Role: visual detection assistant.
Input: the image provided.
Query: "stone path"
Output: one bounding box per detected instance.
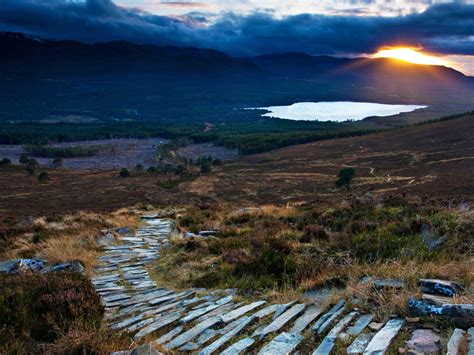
[92,215,468,354]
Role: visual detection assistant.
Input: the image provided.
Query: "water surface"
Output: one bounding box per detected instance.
[255,101,427,122]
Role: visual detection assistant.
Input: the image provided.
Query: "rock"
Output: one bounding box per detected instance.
[360,277,404,290]
[345,314,374,336]
[48,260,85,273]
[165,316,221,350]
[198,230,218,237]
[368,322,384,331]
[289,306,324,334]
[221,337,255,355]
[418,279,464,297]
[347,333,374,354]
[0,258,46,273]
[258,332,304,355]
[313,312,358,355]
[408,299,474,327]
[130,343,162,355]
[257,303,306,339]
[467,327,474,355]
[312,300,345,332]
[422,293,456,306]
[406,329,441,354]
[116,227,132,235]
[97,232,116,246]
[363,318,405,355]
[199,316,255,355]
[447,328,466,355]
[220,300,266,322]
[405,317,420,323]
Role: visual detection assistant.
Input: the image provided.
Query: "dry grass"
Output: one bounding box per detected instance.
[2,208,141,273]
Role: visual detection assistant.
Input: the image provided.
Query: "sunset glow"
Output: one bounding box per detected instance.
[373,47,449,66]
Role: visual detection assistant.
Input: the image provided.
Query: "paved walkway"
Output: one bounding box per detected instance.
[92,216,468,354]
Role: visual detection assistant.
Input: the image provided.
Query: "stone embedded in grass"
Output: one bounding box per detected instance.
[257,332,303,355]
[257,303,306,340]
[347,333,374,354]
[406,329,441,354]
[362,318,405,354]
[220,300,266,323]
[133,311,182,341]
[345,314,374,337]
[289,306,324,334]
[199,316,255,355]
[467,327,474,355]
[418,279,464,297]
[221,337,255,355]
[153,326,183,345]
[312,300,345,332]
[165,316,222,350]
[360,277,404,290]
[447,328,466,355]
[313,312,358,355]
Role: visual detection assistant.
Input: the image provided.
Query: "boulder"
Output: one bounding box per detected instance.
[408,299,474,327]
[418,279,464,297]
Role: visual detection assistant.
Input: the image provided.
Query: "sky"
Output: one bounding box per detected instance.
[0,0,473,74]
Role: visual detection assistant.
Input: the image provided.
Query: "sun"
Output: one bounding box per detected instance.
[373,47,448,66]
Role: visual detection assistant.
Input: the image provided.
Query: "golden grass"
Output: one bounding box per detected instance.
[3,208,141,274]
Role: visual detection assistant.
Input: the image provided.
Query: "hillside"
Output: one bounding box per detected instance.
[187,113,474,204]
[0,31,473,124]
[0,113,472,218]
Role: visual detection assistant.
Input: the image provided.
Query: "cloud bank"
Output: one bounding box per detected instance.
[0,0,473,57]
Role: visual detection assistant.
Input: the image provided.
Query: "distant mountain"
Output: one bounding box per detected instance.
[0,31,472,122]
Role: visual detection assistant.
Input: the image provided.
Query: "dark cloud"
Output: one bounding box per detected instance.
[0,0,472,56]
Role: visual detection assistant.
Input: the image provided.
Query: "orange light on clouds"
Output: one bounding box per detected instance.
[373,47,449,66]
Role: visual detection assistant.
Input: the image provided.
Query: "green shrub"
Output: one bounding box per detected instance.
[119,168,130,178]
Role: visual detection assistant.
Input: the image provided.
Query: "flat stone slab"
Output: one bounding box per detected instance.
[133,311,182,341]
[221,301,266,322]
[165,316,221,350]
[346,314,374,336]
[258,332,303,355]
[153,326,183,345]
[347,333,374,354]
[468,327,474,355]
[312,300,345,332]
[253,304,281,319]
[447,328,466,355]
[406,329,441,354]
[289,306,323,334]
[363,318,405,354]
[257,303,306,339]
[316,303,347,334]
[313,312,358,355]
[221,337,255,355]
[199,316,255,355]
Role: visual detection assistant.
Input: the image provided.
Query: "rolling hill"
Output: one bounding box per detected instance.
[0,31,473,123]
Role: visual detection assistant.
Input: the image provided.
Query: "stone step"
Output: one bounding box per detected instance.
[289,306,324,334]
[220,337,255,355]
[447,328,466,355]
[312,300,345,333]
[253,304,281,319]
[127,317,154,332]
[196,302,239,323]
[180,296,233,324]
[272,301,297,320]
[468,327,474,355]
[221,301,266,323]
[256,303,306,340]
[165,316,222,350]
[258,332,304,355]
[347,333,374,354]
[133,311,182,341]
[312,312,358,355]
[343,314,374,338]
[153,326,183,345]
[198,316,255,354]
[363,318,405,354]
